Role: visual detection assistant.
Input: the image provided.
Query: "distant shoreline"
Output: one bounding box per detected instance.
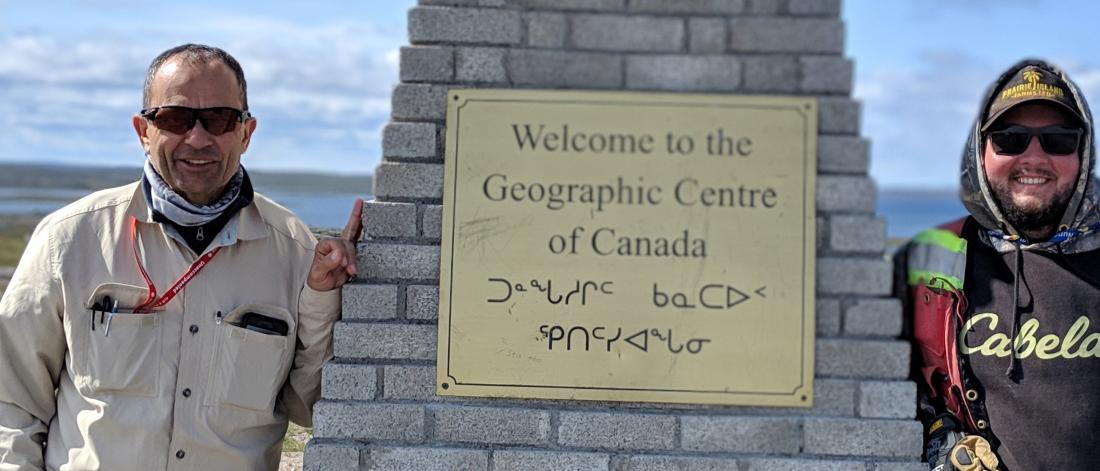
[0,162,371,194]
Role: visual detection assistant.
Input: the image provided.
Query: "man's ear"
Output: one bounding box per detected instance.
[132,114,151,154]
[239,117,257,154]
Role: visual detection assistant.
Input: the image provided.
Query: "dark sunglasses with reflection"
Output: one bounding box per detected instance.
[139,106,252,136]
[987,124,1084,156]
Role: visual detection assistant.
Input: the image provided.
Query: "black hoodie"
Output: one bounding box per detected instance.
[956,59,1099,470]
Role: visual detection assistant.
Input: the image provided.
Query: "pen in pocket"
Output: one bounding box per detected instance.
[88,295,138,337]
[104,299,118,337]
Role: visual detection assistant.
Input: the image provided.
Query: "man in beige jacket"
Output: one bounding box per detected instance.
[0,44,362,470]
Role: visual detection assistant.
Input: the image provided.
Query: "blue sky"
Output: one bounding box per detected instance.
[2,0,1098,189]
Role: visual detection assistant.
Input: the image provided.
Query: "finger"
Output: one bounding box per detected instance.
[344,239,356,267]
[311,239,357,286]
[312,257,340,277]
[333,239,357,275]
[315,239,335,257]
[313,245,343,272]
[342,198,364,242]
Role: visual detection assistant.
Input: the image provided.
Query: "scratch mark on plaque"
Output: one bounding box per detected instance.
[458,215,533,256]
[458,216,505,248]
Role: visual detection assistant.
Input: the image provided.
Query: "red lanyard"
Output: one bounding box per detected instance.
[130,216,221,313]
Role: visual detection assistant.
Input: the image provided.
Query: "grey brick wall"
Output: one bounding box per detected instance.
[309,1,923,469]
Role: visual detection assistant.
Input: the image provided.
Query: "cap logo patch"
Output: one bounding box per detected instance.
[1023,69,1041,85]
[1000,69,1065,101]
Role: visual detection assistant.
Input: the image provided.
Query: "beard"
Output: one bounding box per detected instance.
[989,177,1074,233]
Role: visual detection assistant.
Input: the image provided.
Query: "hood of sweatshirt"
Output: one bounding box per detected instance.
[959,59,1097,253]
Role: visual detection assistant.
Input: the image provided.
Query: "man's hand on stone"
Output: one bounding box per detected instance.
[308,198,364,291]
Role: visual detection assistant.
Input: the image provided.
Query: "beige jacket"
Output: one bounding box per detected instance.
[0,182,339,471]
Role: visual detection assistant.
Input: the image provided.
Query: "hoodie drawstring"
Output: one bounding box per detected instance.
[1005,245,1024,382]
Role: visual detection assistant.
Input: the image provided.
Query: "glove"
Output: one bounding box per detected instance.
[948,435,999,471]
[925,414,1000,471]
[926,414,963,471]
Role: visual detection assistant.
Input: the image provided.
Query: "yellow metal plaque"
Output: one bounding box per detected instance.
[437,89,816,407]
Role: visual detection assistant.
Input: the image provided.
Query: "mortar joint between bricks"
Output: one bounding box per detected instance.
[415,204,425,238]
[360,238,440,246]
[397,284,409,320]
[674,414,683,450]
[680,16,689,53]
[814,210,880,219]
[423,404,436,445]
[503,45,515,86]
[563,14,575,50]
[617,54,626,88]
[549,409,561,447]
[517,8,528,51]
[359,277,440,285]
[383,156,445,164]
[375,365,385,400]
[854,377,865,417]
[435,124,446,160]
[737,54,748,93]
[374,196,444,205]
[359,445,373,469]
[338,319,438,329]
[608,453,623,471]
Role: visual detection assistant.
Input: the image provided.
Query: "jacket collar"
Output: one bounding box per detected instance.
[236,200,271,241]
[123,181,271,243]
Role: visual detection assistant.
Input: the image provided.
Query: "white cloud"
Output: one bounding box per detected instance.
[0,14,402,175]
[1067,67,1100,107]
[856,51,995,188]
[0,33,147,87]
[899,0,1035,18]
[859,52,1100,188]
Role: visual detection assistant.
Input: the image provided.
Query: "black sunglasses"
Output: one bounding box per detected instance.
[139,106,252,136]
[987,124,1083,156]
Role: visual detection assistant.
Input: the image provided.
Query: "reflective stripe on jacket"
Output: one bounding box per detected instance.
[906,217,993,437]
[907,218,970,426]
[0,182,340,471]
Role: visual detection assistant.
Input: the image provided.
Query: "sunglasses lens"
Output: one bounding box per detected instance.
[198,108,241,135]
[990,128,1031,155]
[147,107,242,135]
[988,125,1082,156]
[151,108,196,134]
[1039,127,1080,155]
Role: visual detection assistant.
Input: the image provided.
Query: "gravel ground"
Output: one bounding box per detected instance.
[279,452,303,471]
[280,424,311,470]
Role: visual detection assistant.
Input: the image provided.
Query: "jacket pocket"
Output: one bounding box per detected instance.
[75,283,162,396]
[205,304,294,412]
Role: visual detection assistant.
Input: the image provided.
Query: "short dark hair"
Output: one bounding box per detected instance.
[142,43,249,110]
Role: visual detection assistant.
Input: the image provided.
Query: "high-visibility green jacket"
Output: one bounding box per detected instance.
[903,217,998,438]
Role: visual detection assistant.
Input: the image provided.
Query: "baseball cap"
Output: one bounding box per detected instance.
[981,65,1085,131]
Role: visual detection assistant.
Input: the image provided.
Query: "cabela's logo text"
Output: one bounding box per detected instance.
[961,313,1099,359]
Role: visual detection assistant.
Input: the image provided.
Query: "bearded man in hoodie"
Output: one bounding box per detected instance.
[899,59,1098,470]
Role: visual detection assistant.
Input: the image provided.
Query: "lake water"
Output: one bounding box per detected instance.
[0,187,367,229]
[0,186,967,238]
[878,190,967,239]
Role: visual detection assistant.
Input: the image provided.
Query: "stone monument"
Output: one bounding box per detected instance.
[306,1,923,469]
